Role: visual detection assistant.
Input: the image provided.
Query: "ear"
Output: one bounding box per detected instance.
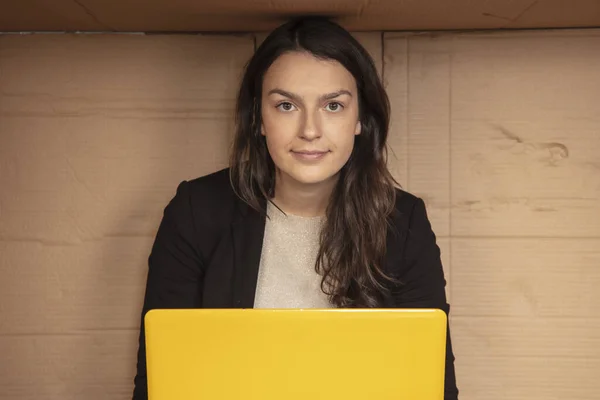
[261,123,266,136]
[354,120,362,136]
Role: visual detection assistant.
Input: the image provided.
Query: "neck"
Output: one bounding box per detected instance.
[272,170,338,217]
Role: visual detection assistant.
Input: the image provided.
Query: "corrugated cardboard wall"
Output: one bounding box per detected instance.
[1,29,599,399]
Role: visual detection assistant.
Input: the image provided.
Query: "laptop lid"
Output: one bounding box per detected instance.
[145,308,447,400]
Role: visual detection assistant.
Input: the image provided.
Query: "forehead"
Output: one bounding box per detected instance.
[262,51,357,94]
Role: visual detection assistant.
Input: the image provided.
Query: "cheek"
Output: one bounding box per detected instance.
[265,135,286,158]
[262,112,297,155]
[335,135,357,163]
[324,117,358,148]
[263,106,292,134]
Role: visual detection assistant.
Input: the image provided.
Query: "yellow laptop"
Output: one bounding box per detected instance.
[145,308,447,400]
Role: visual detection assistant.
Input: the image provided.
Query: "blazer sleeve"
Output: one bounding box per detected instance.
[392,198,459,400]
[132,181,205,400]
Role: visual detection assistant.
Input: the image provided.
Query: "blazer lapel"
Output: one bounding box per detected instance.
[231,198,267,308]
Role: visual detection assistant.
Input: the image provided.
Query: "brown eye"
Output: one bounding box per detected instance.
[326,102,343,112]
[277,102,296,112]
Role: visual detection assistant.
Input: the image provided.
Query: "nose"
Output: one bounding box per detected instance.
[299,109,322,141]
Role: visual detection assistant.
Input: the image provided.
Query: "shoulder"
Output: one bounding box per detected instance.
[164,167,239,232]
[156,167,240,263]
[386,187,438,267]
[385,187,444,283]
[390,187,429,232]
[186,167,237,210]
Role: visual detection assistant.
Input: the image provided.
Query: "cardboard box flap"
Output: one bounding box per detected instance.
[2,0,600,32]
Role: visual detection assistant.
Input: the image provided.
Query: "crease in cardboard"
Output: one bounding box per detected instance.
[503,0,540,28]
[492,124,569,166]
[480,0,540,27]
[481,12,513,22]
[356,0,372,17]
[72,0,116,31]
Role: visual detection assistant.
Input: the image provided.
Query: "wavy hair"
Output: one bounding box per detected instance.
[229,16,398,307]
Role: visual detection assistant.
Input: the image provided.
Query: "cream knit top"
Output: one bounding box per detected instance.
[253,201,332,309]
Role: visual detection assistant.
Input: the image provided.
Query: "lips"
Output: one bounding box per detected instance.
[291,150,329,161]
[292,150,329,155]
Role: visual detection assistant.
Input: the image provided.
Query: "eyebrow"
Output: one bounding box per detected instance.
[267,88,353,102]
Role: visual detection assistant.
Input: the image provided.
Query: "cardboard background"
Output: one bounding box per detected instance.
[1,28,599,399]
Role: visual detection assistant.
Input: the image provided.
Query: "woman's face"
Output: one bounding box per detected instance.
[261,51,361,189]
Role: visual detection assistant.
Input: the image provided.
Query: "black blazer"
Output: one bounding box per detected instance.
[133,167,459,399]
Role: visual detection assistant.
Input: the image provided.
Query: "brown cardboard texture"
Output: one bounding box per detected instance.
[2,0,600,32]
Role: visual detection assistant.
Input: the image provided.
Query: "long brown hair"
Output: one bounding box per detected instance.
[229,17,398,307]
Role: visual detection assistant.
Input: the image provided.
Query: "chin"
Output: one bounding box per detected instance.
[288,169,339,186]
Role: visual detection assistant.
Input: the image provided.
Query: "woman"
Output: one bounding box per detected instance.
[133,16,459,399]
